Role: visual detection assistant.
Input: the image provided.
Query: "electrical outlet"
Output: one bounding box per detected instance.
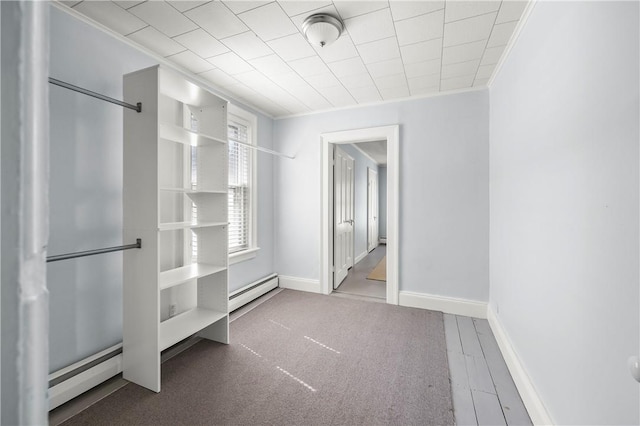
[169,303,177,318]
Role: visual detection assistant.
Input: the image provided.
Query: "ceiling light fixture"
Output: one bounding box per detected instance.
[302,13,344,48]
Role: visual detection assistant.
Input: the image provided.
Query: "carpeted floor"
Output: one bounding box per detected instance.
[63,290,454,425]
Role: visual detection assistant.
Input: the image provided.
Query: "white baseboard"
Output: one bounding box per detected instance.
[487,308,553,425]
[278,275,322,294]
[355,251,368,264]
[229,274,278,312]
[379,237,387,244]
[398,291,488,319]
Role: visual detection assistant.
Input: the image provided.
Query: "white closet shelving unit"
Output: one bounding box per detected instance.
[123,65,229,392]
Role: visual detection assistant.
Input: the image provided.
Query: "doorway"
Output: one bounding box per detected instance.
[320,125,399,304]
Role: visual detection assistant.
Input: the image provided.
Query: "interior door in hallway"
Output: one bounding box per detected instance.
[367,167,379,252]
[334,145,354,288]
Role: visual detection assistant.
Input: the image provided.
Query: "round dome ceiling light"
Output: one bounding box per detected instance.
[302,13,344,48]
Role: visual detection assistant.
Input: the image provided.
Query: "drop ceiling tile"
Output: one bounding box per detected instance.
[238,3,298,41]
[167,1,209,12]
[167,50,215,73]
[442,40,486,65]
[267,33,316,61]
[405,58,441,78]
[389,1,444,21]
[443,12,497,47]
[327,57,367,78]
[288,56,330,77]
[445,1,501,23]
[248,54,293,77]
[129,1,197,37]
[339,73,375,89]
[440,74,474,91]
[314,35,359,63]
[270,71,309,88]
[174,29,229,58]
[317,85,356,107]
[367,57,404,78]
[207,51,254,74]
[128,26,186,57]
[304,73,342,90]
[113,1,145,10]
[356,36,401,65]
[287,86,332,110]
[349,85,382,103]
[400,38,442,64]
[279,1,332,17]
[185,2,249,39]
[375,73,407,90]
[289,4,339,32]
[441,59,480,79]
[496,1,528,24]
[480,45,506,66]
[408,74,440,91]
[74,1,147,35]
[198,68,240,87]
[473,77,490,86]
[220,31,273,60]
[410,86,440,96]
[395,9,444,46]
[345,8,396,45]
[233,70,278,91]
[487,21,518,47]
[223,1,270,14]
[476,64,495,79]
[334,1,388,19]
[379,84,410,100]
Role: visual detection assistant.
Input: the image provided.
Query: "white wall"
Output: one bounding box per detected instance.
[340,144,378,260]
[48,5,276,372]
[489,1,639,424]
[274,90,489,301]
[378,166,387,239]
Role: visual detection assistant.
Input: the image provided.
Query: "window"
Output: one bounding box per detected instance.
[227,105,258,263]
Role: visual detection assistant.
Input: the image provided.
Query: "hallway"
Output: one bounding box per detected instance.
[334,245,386,299]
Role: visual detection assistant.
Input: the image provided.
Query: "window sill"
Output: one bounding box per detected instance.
[229,247,260,265]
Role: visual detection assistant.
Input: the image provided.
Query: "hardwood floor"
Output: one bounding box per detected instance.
[333,245,386,299]
[444,314,532,425]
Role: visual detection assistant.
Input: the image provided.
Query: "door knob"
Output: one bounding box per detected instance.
[629,356,640,382]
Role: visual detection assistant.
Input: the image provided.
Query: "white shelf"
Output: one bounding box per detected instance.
[160,308,227,351]
[159,263,226,290]
[158,221,227,231]
[160,187,227,194]
[159,123,226,146]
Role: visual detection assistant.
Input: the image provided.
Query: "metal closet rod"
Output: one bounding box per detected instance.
[48,77,142,113]
[231,138,295,160]
[47,239,142,263]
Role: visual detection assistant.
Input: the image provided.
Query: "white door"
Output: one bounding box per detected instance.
[367,168,379,252]
[334,146,355,288]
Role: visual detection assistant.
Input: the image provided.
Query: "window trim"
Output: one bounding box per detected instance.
[228,104,258,264]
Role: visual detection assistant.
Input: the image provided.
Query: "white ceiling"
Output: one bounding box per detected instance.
[60,0,528,117]
[353,140,387,165]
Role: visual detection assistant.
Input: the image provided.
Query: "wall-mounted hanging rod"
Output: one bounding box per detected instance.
[48,77,141,113]
[231,138,295,159]
[47,239,142,263]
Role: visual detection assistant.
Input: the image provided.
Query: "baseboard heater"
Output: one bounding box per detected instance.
[49,273,279,411]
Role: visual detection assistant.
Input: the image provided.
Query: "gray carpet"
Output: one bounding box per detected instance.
[63,290,454,425]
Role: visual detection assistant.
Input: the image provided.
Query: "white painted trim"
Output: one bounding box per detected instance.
[354,250,368,265]
[487,0,538,88]
[350,143,379,166]
[277,86,487,120]
[49,343,122,382]
[49,355,122,411]
[228,275,278,312]
[229,247,260,265]
[487,307,554,425]
[398,291,488,319]
[278,276,322,294]
[321,125,399,305]
[50,2,275,120]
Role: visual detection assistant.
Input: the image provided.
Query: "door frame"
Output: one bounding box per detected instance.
[320,125,399,304]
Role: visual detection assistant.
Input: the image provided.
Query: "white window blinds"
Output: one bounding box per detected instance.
[228,120,251,254]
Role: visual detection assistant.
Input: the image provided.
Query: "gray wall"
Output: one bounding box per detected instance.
[49,5,275,372]
[489,1,639,423]
[378,166,387,239]
[274,90,490,301]
[340,144,378,260]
